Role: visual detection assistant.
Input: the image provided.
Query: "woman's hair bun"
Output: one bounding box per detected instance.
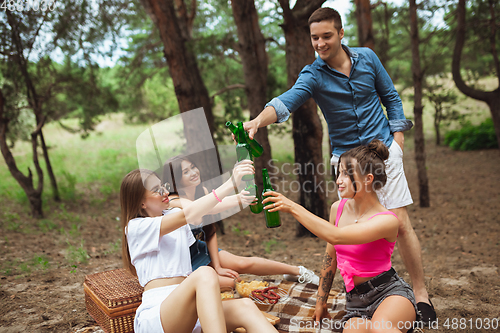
[367,139,389,161]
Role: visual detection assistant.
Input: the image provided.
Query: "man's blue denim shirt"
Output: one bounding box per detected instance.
[266,45,413,156]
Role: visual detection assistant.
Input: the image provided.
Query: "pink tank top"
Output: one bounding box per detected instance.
[334,199,398,292]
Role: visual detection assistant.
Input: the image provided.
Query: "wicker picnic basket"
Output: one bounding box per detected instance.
[84,269,144,333]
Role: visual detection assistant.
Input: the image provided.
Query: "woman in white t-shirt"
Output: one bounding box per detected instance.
[120,160,278,333]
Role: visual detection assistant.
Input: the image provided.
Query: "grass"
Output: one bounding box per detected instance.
[231,223,251,236]
[397,76,494,143]
[1,254,51,276]
[0,113,146,204]
[65,240,90,265]
[37,219,58,233]
[104,238,122,256]
[263,238,286,254]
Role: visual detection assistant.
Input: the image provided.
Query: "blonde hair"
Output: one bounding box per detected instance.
[119,169,156,276]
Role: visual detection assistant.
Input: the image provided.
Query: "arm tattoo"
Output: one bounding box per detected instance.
[317,252,335,304]
[317,294,328,303]
[318,270,334,304]
[322,252,333,270]
[322,270,334,294]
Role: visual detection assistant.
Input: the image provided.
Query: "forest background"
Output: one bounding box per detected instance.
[0,0,499,332]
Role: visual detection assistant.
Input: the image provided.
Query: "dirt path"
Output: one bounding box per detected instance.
[1,144,499,332]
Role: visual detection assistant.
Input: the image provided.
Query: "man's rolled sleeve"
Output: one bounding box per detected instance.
[389,119,414,133]
[265,97,290,123]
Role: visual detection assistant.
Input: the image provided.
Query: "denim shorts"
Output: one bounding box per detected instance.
[189,239,221,270]
[342,270,420,323]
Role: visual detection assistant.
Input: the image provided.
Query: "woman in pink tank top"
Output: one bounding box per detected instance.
[263,139,420,332]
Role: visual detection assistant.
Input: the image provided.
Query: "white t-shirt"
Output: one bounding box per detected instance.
[126,208,196,287]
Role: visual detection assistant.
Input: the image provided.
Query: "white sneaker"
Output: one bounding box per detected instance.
[284,266,320,285]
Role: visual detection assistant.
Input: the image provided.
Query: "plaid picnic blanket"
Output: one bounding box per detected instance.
[262,279,346,333]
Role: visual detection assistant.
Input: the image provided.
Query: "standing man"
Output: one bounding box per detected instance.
[244,7,436,326]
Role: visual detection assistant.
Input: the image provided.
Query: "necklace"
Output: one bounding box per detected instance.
[354,203,376,223]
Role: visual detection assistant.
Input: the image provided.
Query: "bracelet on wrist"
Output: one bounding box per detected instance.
[212,189,222,203]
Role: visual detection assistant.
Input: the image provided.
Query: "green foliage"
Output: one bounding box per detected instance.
[1,254,50,276]
[263,238,286,254]
[0,1,124,139]
[65,241,90,264]
[424,78,465,144]
[117,0,289,140]
[444,118,498,151]
[37,219,58,233]
[115,1,177,124]
[58,171,78,201]
[47,60,120,138]
[0,114,143,205]
[457,0,500,79]
[3,212,21,232]
[365,1,455,89]
[0,2,126,216]
[231,223,250,236]
[104,238,122,255]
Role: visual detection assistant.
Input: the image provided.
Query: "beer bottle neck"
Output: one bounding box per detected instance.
[236,123,247,144]
[225,121,238,134]
[262,170,272,189]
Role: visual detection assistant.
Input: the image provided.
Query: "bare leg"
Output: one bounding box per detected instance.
[391,206,429,305]
[222,298,278,333]
[370,295,417,332]
[218,250,300,276]
[159,266,226,333]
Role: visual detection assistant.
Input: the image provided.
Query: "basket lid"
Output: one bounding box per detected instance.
[84,268,143,309]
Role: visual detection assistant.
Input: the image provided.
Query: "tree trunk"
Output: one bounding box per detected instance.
[279,0,327,237]
[452,0,500,150]
[40,130,60,201]
[0,89,44,218]
[355,0,375,50]
[5,11,49,217]
[140,0,221,180]
[434,107,441,146]
[370,1,390,69]
[409,0,430,207]
[230,0,273,189]
[487,99,500,150]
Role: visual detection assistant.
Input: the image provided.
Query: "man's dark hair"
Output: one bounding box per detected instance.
[308,7,342,33]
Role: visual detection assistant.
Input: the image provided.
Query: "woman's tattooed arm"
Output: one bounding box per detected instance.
[317,250,336,304]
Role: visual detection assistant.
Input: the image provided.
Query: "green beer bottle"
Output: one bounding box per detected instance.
[245,182,263,214]
[235,123,254,181]
[225,121,264,158]
[261,169,281,228]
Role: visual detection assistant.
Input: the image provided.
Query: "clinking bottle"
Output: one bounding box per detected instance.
[261,168,281,228]
[245,182,263,214]
[234,122,254,181]
[225,121,264,158]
